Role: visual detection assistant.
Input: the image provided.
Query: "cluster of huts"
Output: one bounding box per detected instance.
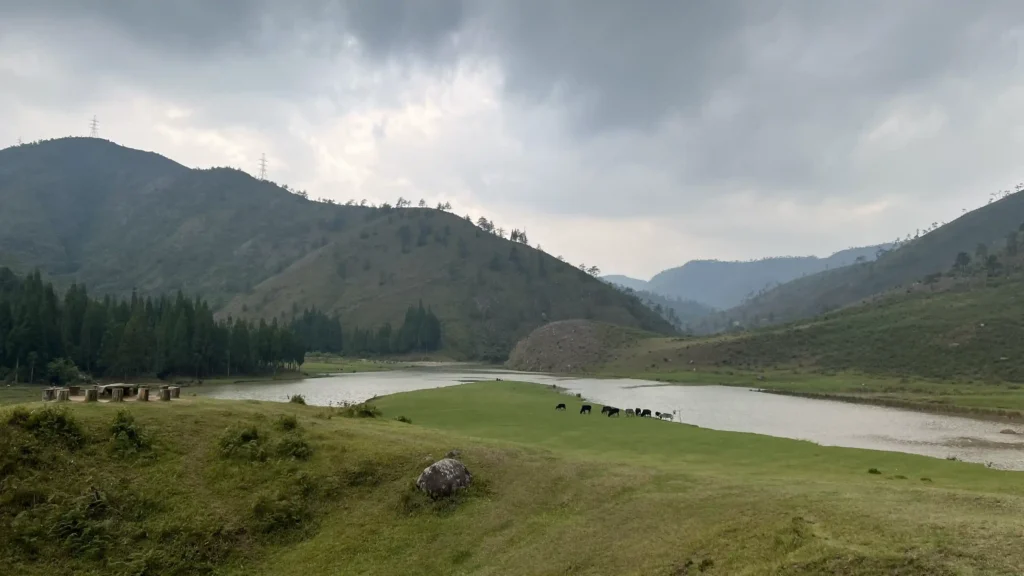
[42,383,181,403]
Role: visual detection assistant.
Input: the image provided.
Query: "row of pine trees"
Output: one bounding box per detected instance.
[0,268,443,383]
[290,302,443,356]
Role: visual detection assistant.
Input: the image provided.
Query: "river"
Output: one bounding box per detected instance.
[193,366,1024,470]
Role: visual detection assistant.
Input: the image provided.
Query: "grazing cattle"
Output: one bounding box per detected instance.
[658,413,673,420]
[655,412,662,418]
[606,407,620,417]
[625,409,635,417]
[580,405,592,414]
[600,406,612,414]
[555,403,566,411]
[640,409,652,418]
[635,407,642,415]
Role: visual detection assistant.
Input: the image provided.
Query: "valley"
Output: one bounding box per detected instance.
[6,4,1024,574]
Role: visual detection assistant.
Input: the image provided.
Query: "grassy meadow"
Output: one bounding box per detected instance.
[4,381,1024,575]
[300,355,398,375]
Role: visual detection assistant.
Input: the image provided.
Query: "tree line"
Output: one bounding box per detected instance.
[0,268,444,384]
[0,268,305,383]
[294,302,443,357]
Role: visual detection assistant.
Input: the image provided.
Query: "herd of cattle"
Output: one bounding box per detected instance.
[554,402,674,420]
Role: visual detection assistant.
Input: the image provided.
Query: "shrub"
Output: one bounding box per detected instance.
[339,403,381,419]
[218,425,267,462]
[6,406,86,450]
[109,410,151,456]
[251,492,308,534]
[274,415,299,432]
[52,488,112,560]
[395,415,412,424]
[273,435,312,461]
[288,394,306,405]
[867,468,881,475]
[46,357,84,386]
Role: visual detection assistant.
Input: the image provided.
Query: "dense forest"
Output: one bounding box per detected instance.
[289,303,442,356]
[0,268,443,384]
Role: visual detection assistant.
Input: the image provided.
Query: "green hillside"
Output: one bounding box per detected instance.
[0,138,672,359]
[724,191,1024,326]
[5,387,1024,575]
[652,278,1024,382]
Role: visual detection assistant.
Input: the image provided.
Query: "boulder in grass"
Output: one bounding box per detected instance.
[416,458,472,499]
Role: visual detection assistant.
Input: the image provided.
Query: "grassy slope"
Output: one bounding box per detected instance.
[4,386,1024,575]
[576,278,1024,415]
[725,191,1024,327]
[0,138,672,357]
[219,209,671,358]
[614,279,1024,380]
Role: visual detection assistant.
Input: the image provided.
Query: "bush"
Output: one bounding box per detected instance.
[46,358,84,386]
[288,394,306,405]
[218,425,267,462]
[273,435,312,461]
[109,410,151,456]
[251,491,309,534]
[274,414,299,432]
[395,416,412,424]
[868,468,881,475]
[339,403,381,419]
[6,406,86,450]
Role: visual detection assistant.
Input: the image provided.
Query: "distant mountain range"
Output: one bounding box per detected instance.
[602,245,890,310]
[725,189,1024,327]
[0,137,674,360]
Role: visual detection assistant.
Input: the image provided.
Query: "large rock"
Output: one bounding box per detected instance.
[416,458,472,499]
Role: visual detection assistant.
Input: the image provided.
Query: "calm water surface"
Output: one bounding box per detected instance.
[194,367,1024,470]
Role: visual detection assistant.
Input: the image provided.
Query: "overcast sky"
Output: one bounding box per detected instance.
[2,1,1023,279]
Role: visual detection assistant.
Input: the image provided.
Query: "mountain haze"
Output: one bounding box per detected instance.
[604,245,888,311]
[0,137,673,359]
[601,275,649,292]
[726,191,1024,327]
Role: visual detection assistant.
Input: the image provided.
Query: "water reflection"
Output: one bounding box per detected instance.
[193,367,1024,470]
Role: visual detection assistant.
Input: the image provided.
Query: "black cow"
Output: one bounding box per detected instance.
[580,405,592,414]
[600,406,611,415]
[555,403,567,411]
[634,407,642,416]
[640,409,652,418]
[606,407,620,417]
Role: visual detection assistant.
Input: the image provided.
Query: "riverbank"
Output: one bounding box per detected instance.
[595,368,1024,422]
[5,384,1024,575]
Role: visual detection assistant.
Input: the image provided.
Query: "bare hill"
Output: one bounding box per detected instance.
[505,320,656,373]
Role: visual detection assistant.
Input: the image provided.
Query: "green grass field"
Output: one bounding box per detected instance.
[300,355,397,375]
[4,382,1024,575]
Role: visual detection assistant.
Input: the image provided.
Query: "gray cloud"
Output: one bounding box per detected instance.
[2,0,1024,276]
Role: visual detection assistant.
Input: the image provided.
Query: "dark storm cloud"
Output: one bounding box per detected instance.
[4,0,1024,212]
[0,0,468,61]
[469,0,1024,194]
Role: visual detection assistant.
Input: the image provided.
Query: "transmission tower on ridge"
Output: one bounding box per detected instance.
[89,116,99,138]
[258,153,268,180]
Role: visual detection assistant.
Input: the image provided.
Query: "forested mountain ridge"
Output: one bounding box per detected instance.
[0,137,673,359]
